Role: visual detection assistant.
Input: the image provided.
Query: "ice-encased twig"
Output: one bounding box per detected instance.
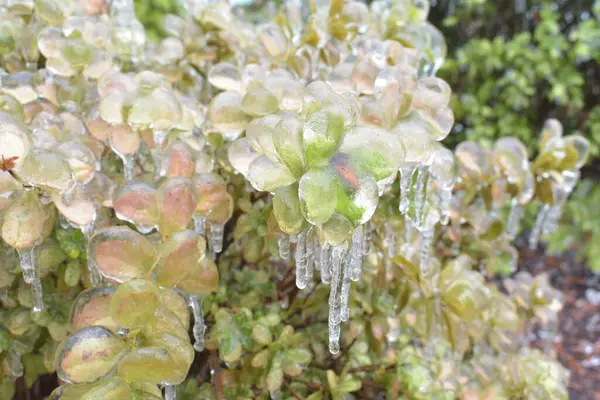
[193,214,206,236]
[439,187,452,225]
[189,294,206,352]
[419,230,434,275]
[328,246,345,354]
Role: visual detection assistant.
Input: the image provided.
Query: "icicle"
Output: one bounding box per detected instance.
[529,204,550,250]
[403,217,414,257]
[399,166,416,214]
[208,222,225,256]
[340,256,352,322]
[164,385,177,400]
[419,230,434,275]
[439,187,452,225]
[328,246,345,354]
[193,214,206,236]
[18,247,44,313]
[278,234,290,260]
[306,235,317,285]
[413,165,429,229]
[122,154,135,181]
[320,243,331,284]
[349,226,363,282]
[6,348,23,378]
[362,222,372,256]
[506,198,523,239]
[384,222,396,258]
[189,295,206,352]
[295,230,309,289]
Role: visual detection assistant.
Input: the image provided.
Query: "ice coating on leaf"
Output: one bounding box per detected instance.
[194,173,233,225]
[429,146,456,190]
[0,111,32,169]
[56,326,128,384]
[157,178,198,236]
[322,213,354,246]
[273,113,305,177]
[153,230,218,295]
[1,190,48,249]
[112,181,159,233]
[393,112,436,165]
[88,226,157,282]
[246,114,281,163]
[109,279,160,329]
[117,345,191,385]
[302,109,346,168]
[228,137,260,177]
[70,287,119,332]
[163,141,196,178]
[299,167,338,225]
[273,184,305,235]
[208,91,250,139]
[563,135,590,169]
[241,83,279,117]
[16,149,75,193]
[128,87,182,132]
[49,377,133,400]
[455,141,493,182]
[56,141,99,185]
[208,62,242,92]
[248,155,296,192]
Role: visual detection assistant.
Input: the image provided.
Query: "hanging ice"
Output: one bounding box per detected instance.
[438,187,452,225]
[164,385,177,400]
[208,222,225,256]
[189,295,206,352]
[399,166,416,214]
[413,165,429,228]
[419,230,435,274]
[506,198,523,240]
[529,204,550,250]
[18,246,44,313]
[349,226,363,281]
[278,234,290,260]
[295,230,309,289]
[328,246,345,354]
[193,214,206,236]
[320,243,331,284]
[339,255,351,322]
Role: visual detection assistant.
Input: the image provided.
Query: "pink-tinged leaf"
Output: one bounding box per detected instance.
[157,178,197,237]
[88,226,156,282]
[70,287,119,332]
[166,141,195,178]
[52,188,96,228]
[1,191,47,249]
[194,173,233,225]
[159,289,190,332]
[112,181,159,232]
[153,230,218,295]
[109,125,141,156]
[56,326,129,384]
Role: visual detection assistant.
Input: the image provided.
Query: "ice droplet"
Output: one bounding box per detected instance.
[506,198,523,239]
[320,243,331,284]
[189,295,206,352]
[529,204,551,250]
[165,385,177,400]
[295,230,309,289]
[349,226,363,281]
[328,246,345,354]
[278,234,290,260]
[18,246,44,313]
[399,166,416,214]
[208,222,225,256]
